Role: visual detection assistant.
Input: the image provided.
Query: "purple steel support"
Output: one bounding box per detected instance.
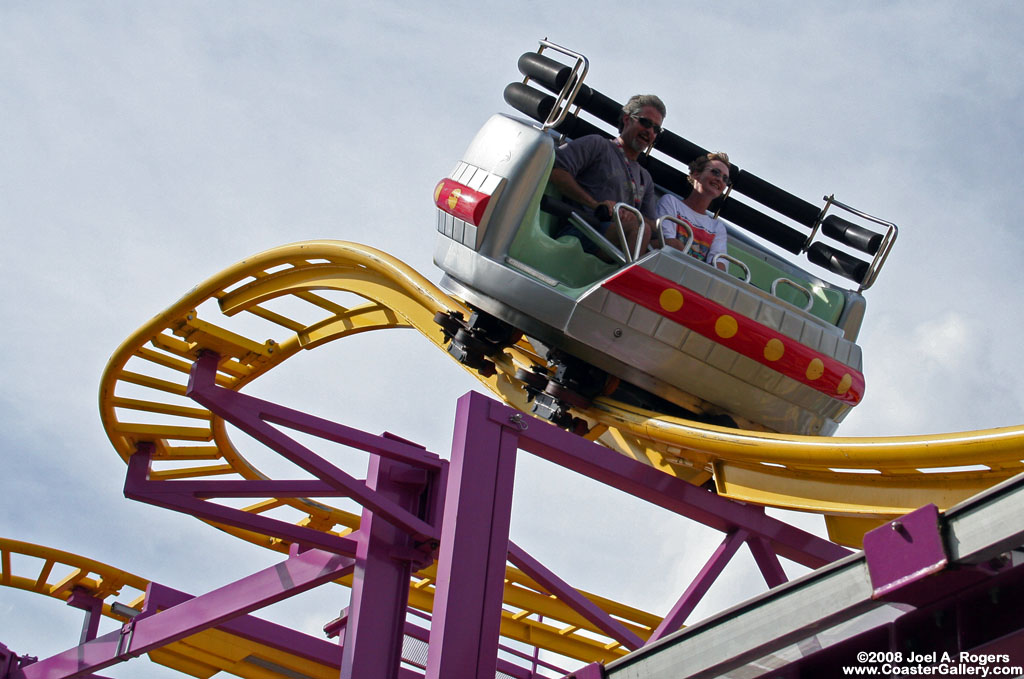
[647,528,749,643]
[0,645,24,679]
[20,548,354,679]
[341,455,430,679]
[483,397,850,569]
[426,392,520,679]
[100,366,846,678]
[66,587,103,644]
[1,649,115,679]
[508,541,645,650]
[139,580,343,666]
[125,443,363,556]
[747,535,789,588]
[863,503,949,605]
[186,351,442,541]
[124,351,447,559]
[423,392,850,677]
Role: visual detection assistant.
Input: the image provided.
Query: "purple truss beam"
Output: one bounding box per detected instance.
[17,548,354,679]
[341,455,428,678]
[426,392,520,679]
[125,443,363,556]
[402,617,555,678]
[187,351,442,541]
[747,536,789,588]
[140,580,342,665]
[183,364,847,678]
[8,357,856,678]
[507,541,645,651]
[484,394,850,569]
[647,528,749,642]
[404,609,569,677]
[423,392,849,676]
[3,582,345,679]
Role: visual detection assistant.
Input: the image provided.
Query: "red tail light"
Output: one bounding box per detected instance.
[434,179,491,226]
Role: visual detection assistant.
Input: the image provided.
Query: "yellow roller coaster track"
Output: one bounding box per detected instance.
[96,240,663,665]
[83,240,1024,668]
[97,241,1024,545]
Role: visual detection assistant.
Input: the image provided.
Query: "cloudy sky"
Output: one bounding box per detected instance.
[3,2,1024,676]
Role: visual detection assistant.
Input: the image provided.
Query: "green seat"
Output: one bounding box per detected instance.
[508,174,846,326]
[507,182,619,293]
[724,246,845,325]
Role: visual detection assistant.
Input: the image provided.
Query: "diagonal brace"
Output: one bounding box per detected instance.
[187,350,441,541]
[20,548,354,679]
[508,542,645,651]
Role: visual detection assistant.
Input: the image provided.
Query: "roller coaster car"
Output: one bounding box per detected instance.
[432,41,897,436]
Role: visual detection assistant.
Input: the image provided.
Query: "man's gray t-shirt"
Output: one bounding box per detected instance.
[553,135,657,222]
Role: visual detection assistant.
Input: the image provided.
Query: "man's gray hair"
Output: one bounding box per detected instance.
[620,94,666,130]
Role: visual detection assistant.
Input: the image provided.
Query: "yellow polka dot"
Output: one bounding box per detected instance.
[806,358,825,381]
[764,338,785,361]
[447,188,461,211]
[435,181,445,202]
[837,374,852,395]
[715,315,738,339]
[659,288,684,312]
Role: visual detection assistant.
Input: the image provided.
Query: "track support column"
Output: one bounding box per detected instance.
[0,644,25,679]
[426,391,519,679]
[66,588,104,644]
[340,455,430,678]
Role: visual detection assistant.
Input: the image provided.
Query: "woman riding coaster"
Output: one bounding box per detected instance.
[657,152,732,271]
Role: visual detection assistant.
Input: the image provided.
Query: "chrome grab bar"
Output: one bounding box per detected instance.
[772,278,815,312]
[612,202,647,262]
[651,212,667,251]
[713,253,751,283]
[657,214,694,261]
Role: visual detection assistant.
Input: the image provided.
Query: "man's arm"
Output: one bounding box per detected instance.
[549,168,603,212]
[550,168,636,229]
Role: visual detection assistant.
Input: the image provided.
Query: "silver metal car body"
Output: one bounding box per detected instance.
[433,111,885,435]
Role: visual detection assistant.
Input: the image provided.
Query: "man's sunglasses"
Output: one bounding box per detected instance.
[630,114,662,135]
